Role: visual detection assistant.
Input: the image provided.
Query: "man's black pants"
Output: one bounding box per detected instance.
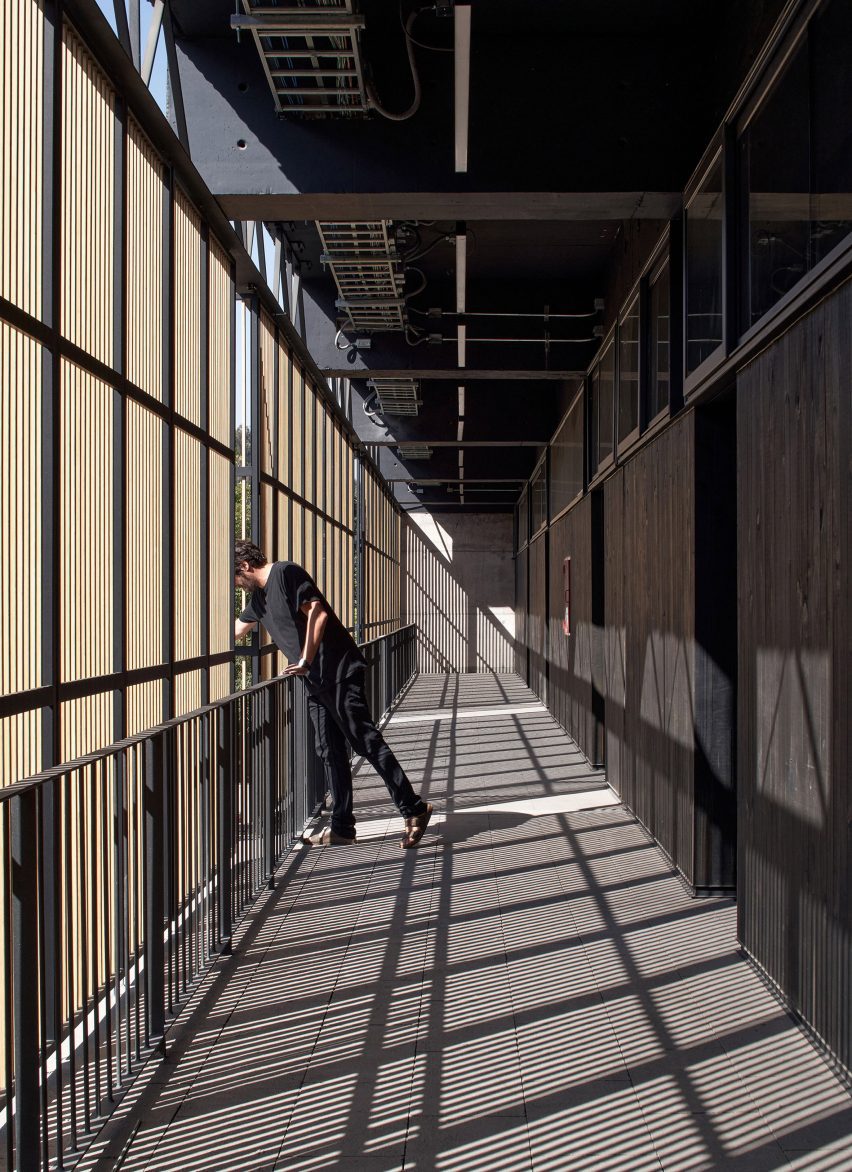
[305,663,427,837]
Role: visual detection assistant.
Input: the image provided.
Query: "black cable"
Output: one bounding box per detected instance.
[367,7,422,120]
[402,4,454,53]
[404,266,428,300]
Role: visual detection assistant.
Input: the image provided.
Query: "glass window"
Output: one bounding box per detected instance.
[812,0,852,262]
[685,156,724,372]
[648,259,670,419]
[550,395,583,516]
[742,2,851,326]
[516,487,529,549]
[530,461,547,533]
[617,296,640,443]
[597,342,615,470]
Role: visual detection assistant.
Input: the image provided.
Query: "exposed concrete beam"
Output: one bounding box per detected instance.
[220,192,681,223]
[370,440,547,447]
[321,368,584,381]
[386,477,523,483]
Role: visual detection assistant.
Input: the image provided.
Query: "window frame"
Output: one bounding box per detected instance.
[587,332,616,486]
[616,286,642,454]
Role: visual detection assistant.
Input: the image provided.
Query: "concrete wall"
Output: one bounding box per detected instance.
[403,512,516,673]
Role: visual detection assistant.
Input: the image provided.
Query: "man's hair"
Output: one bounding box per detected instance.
[234,540,267,574]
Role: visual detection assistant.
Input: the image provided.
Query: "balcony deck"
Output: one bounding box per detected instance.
[81,675,852,1171]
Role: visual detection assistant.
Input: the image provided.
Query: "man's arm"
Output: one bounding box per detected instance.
[282,599,327,675]
[235,618,257,639]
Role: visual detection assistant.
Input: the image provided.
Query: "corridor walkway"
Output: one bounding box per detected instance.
[83,676,852,1171]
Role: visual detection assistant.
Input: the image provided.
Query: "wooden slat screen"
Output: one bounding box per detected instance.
[126,399,164,671]
[0,0,43,318]
[61,24,114,367]
[362,463,402,639]
[0,322,42,699]
[0,16,236,785]
[126,118,164,400]
[209,451,232,660]
[208,238,232,445]
[173,186,203,425]
[60,361,114,685]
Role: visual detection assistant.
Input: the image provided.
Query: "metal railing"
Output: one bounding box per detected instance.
[0,624,416,1171]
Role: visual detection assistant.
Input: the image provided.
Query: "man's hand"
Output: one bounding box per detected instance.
[282,661,309,677]
[235,618,257,640]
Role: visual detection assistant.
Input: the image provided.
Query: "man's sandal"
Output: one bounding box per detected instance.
[302,827,356,846]
[400,803,433,850]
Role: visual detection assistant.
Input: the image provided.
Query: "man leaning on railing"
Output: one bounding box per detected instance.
[233,540,432,848]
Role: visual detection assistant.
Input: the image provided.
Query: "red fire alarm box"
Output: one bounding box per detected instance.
[561,557,571,636]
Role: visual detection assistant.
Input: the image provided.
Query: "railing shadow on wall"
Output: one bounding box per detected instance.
[0,628,416,1172]
[402,512,517,674]
[543,614,736,885]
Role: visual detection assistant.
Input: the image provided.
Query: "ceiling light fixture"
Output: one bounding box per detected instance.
[454,4,471,172]
[455,227,466,314]
[457,323,466,368]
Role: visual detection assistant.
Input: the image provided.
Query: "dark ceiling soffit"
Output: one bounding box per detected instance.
[63,0,396,494]
[218,193,682,222]
[369,440,547,446]
[322,368,585,381]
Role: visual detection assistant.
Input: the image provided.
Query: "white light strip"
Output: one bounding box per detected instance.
[454,5,471,172]
[458,385,465,416]
[457,420,464,441]
[455,232,467,313]
[349,788,618,841]
[457,322,466,368]
[389,703,548,724]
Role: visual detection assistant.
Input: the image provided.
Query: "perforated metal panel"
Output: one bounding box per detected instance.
[318,221,407,331]
[236,0,368,116]
[368,377,421,416]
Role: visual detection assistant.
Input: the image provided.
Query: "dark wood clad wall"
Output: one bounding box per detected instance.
[528,533,548,702]
[603,470,627,797]
[737,277,851,1071]
[605,415,697,879]
[547,497,600,761]
[514,547,528,680]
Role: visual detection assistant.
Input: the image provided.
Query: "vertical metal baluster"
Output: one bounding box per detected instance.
[78,767,91,1133]
[37,788,50,1170]
[194,719,201,980]
[202,714,210,960]
[89,766,101,1120]
[132,746,142,1063]
[166,728,175,1017]
[239,697,245,914]
[100,760,113,1108]
[217,705,233,953]
[64,773,78,1147]
[3,804,15,1170]
[180,723,188,998]
[49,779,64,1170]
[144,734,165,1047]
[122,752,131,1077]
[113,753,125,1089]
[12,790,41,1170]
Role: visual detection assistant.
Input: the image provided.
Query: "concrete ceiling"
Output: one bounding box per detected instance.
[170,0,786,510]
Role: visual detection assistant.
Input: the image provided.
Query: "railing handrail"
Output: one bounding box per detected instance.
[0,623,418,802]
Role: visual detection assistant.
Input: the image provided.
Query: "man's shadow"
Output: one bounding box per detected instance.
[433,809,531,843]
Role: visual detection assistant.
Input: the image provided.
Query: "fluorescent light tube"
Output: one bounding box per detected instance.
[455,231,467,314]
[454,5,471,173]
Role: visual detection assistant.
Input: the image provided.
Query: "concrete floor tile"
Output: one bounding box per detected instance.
[404,1115,533,1170]
[525,1086,662,1171]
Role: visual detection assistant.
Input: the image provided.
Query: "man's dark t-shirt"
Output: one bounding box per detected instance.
[239,562,365,692]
